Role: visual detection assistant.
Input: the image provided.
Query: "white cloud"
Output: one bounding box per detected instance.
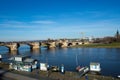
[0,20,56,29]
[31,20,56,24]
[0,21,28,28]
[2,20,25,25]
[32,15,53,18]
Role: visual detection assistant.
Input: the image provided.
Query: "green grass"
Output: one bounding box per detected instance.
[73,42,120,48]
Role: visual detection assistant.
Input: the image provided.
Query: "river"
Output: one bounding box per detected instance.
[0,46,120,77]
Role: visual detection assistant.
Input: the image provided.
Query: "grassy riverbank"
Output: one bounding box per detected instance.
[73,42,120,48]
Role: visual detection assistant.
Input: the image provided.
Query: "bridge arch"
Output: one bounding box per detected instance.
[18,42,40,50]
[18,44,31,50]
[68,43,72,47]
[0,46,9,52]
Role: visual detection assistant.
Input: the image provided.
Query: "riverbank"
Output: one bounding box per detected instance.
[72,42,120,48]
[0,62,119,80]
[12,69,120,80]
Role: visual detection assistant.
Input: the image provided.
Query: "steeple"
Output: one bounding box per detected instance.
[115,30,119,39]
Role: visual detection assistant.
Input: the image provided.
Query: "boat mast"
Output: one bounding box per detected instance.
[76,53,78,66]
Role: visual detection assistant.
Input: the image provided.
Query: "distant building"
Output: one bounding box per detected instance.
[115,30,120,42]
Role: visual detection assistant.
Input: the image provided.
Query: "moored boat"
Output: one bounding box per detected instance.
[90,62,101,74]
[9,55,38,72]
[50,66,60,72]
[76,66,89,77]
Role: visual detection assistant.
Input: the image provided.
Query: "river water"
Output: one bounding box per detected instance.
[0,46,120,77]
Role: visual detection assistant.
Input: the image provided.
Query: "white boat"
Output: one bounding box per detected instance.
[40,63,48,71]
[76,66,89,77]
[90,62,101,74]
[90,62,101,72]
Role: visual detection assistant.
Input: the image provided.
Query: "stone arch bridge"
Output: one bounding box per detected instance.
[0,40,82,52]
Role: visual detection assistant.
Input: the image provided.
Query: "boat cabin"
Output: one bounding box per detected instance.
[23,58,38,69]
[90,62,101,72]
[14,55,30,62]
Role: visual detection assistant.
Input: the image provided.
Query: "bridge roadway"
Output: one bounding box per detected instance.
[0,40,83,53]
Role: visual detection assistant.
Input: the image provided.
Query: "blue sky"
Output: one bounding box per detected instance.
[0,0,120,41]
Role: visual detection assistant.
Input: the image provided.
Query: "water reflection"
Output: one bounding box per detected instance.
[61,47,68,54]
[31,49,41,54]
[46,48,56,54]
[9,50,18,55]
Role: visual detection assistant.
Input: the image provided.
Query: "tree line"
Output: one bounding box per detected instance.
[93,30,120,43]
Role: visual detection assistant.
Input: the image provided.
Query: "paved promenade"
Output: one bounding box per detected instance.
[0,69,38,80]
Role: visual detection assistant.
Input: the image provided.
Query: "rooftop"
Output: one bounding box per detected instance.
[24,58,37,63]
[15,55,30,58]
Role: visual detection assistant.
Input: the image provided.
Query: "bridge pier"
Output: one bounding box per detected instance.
[29,42,40,50]
[47,42,56,49]
[5,43,19,51]
[59,42,68,48]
